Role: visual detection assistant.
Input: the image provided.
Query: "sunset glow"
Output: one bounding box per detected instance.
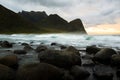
[86,23,120,35]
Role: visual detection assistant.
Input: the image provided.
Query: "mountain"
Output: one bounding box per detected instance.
[18,11,48,23]
[0,4,87,34]
[69,19,87,33]
[0,4,43,34]
[19,11,86,33]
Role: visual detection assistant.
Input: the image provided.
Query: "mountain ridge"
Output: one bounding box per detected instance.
[0,4,87,34]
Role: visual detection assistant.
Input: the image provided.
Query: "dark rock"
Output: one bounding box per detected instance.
[23,45,34,51]
[0,41,13,48]
[14,50,27,54]
[35,45,48,53]
[0,55,19,69]
[64,46,80,56]
[51,42,57,46]
[16,63,64,80]
[93,65,113,80]
[63,71,74,80]
[93,48,117,64]
[38,50,81,69]
[21,43,29,46]
[0,64,15,80]
[82,54,93,59]
[116,69,120,77]
[86,46,101,54]
[82,59,95,67]
[111,54,120,67]
[60,45,67,50]
[70,65,90,80]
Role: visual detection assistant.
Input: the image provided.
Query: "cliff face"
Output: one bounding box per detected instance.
[0,5,41,33]
[69,19,87,33]
[0,4,87,34]
[18,11,48,23]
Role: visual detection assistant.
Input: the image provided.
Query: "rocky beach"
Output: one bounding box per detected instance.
[0,34,120,80]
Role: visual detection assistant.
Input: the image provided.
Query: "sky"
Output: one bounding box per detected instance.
[0,0,120,35]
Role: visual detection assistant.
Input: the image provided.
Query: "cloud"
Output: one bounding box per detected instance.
[15,0,72,7]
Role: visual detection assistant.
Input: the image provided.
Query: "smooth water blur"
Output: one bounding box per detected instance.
[0,33,120,49]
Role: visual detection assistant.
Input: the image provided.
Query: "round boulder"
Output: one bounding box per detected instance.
[21,43,29,46]
[51,42,57,46]
[86,46,101,54]
[0,55,19,69]
[116,69,120,77]
[93,65,113,80]
[0,64,15,80]
[70,65,90,80]
[0,41,13,48]
[35,45,48,53]
[111,54,120,67]
[14,50,27,54]
[16,63,64,80]
[38,50,81,69]
[64,46,80,56]
[23,45,34,51]
[93,48,117,64]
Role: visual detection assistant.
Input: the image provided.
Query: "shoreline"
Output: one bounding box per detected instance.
[0,40,120,80]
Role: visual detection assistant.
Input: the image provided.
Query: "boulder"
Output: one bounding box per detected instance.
[0,55,19,69]
[21,43,29,46]
[82,59,95,67]
[60,45,67,50]
[51,42,57,46]
[63,71,74,80]
[14,50,27,54]
[38,50,81,69]
[70,65,90,80]
[93,65,113,80]
[111,54,120,67]
[0,41,13,48]
[93,48,117,64]
[35,45,48,53]
[116,69,120,77]
[16,63,64,80]
[0,64,15,80]
[86,46,101,54]
[23,45,34,51]
[64,46,80,56]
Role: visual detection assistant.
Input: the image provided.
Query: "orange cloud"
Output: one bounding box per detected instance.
[86,23,120,35]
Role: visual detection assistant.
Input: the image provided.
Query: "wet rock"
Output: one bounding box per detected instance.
[64,46,80,56]
[0,41,13,48]
[0,64,15,80]
[63,71,74,80]
[16,63,64,80]
[51,42,57,46]
[38,50,81,69]
[82,54,93,59]
[70,65,90,80]
[82,59,95,67]
[116,69,120,77]
[86,46,101,54]
[21,43,29,46]
[93,48,117,64]
[23,45,34,51]
[35,45,48,53]
[93,65,113,80]
[60,45,67,50]
[14,50,27,54]
[111,54,120,67]
[0,55,19,69]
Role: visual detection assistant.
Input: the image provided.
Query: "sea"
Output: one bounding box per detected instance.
[0,33,120,49]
